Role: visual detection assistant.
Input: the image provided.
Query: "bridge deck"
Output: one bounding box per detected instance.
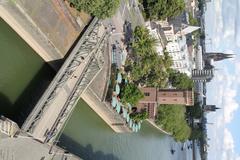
[21,18,108,143]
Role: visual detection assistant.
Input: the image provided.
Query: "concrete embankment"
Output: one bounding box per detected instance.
[0,0,90,69]
[0,3,59,62]
[147,119,171,135]
[82,88,132,133]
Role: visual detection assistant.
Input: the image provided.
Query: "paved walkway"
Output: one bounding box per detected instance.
[0,136,82,160]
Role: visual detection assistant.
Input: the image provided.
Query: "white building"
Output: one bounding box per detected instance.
[145,21,167,55]
[146,14,200,76]
[166,35,192,76]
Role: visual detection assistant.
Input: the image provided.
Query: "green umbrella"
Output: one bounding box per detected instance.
[111,96,117,108]
[115,84,120,95]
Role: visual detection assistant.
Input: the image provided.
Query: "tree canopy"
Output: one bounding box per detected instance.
[130,109,148,122]
[155,104,191,142]
[139,0,185,20]
[186,102,203,119]
[69,0,120,19]
[126,26,173,88]
[169,70,193,89]
[120,83,144,105]
[190,127,203,140]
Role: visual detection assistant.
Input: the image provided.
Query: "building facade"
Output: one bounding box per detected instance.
[137,88,194,119]
[191,68,214,82]
[166,35,192,76]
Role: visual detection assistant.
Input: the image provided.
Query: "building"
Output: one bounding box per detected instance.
[148,12,200,76]
[146,21,168,55]
[204,52,235,62]
[137,88,194,119]
[204,52,235,69]
[203,105,220,113]
[191,68,214,82]
[166,35,192,76]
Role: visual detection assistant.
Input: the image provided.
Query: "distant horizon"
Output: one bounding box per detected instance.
[205,0,240,160]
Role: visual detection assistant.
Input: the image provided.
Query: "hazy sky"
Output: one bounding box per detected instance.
[205,0,240,160]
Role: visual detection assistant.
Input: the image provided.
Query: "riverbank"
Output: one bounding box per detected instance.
[0,2,62,63]
[82,88,132,133]
[146,119,171,135]
[0,1,91,69]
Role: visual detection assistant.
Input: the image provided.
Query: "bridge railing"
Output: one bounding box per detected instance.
[45,31,108,143]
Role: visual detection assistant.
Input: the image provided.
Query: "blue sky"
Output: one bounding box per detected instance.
[205,0,240,160]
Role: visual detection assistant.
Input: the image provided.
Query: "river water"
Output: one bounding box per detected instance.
[0,18,55,125]
[0,18,193,160]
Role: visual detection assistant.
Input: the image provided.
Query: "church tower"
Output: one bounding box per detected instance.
[203,105,220,113]
[204,52,235,62]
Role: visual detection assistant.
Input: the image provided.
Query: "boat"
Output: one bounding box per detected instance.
[170,149,175,155]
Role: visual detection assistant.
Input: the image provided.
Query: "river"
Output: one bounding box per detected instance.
[0,18,193,160]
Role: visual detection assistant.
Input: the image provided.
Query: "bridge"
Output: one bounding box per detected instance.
[21,18,109,144]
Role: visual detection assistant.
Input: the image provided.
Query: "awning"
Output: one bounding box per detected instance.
[115,84,120,95]
[111,96,117,108]
[117,73,122,83]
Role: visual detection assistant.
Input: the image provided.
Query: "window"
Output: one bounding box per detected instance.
[144,92,150,96]
[174,99,178,101]
[162,99,166,101]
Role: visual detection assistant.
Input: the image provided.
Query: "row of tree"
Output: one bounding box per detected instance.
[69,0,120,18]
[155,104,191,142]
[126,26,173,88]
[139,0,185,20]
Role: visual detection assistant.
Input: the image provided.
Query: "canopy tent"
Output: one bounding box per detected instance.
[121,49,127,66]
[115,84,120,95]
[117,73,122,83]
[129,119,133,128]
[122,108,128,119]
[111,96,117,108]
[137,122,141,130]
[116,102,121,113]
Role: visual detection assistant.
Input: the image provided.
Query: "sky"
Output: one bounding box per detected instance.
[204,0,240,160]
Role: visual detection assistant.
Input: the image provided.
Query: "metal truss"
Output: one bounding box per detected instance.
[45,33,108,143]
[21,18,108,136]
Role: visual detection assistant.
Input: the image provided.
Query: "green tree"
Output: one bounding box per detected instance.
[155,104,191,142]
[187,102,203,118]
[132,26,157,56]
[169,70,193,89]
[69,0,120,19]
[127,26,173,88]
[130,109,148,122]
[188,13,199,26]
[190,127,203,140]
[140,0,185,20]
[120,83,144,105]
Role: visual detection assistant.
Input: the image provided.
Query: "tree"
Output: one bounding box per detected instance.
[127,26,173,88]
[120,83,144,105]
[155,104,191,142]
[69,0,120,19]
[169,70,193,89]
[132,26,157,57]
[188,13,199,26]
[190,127,203,140]
[187,102,203,118]
[140,0,185,20]
[130,109,148,122]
